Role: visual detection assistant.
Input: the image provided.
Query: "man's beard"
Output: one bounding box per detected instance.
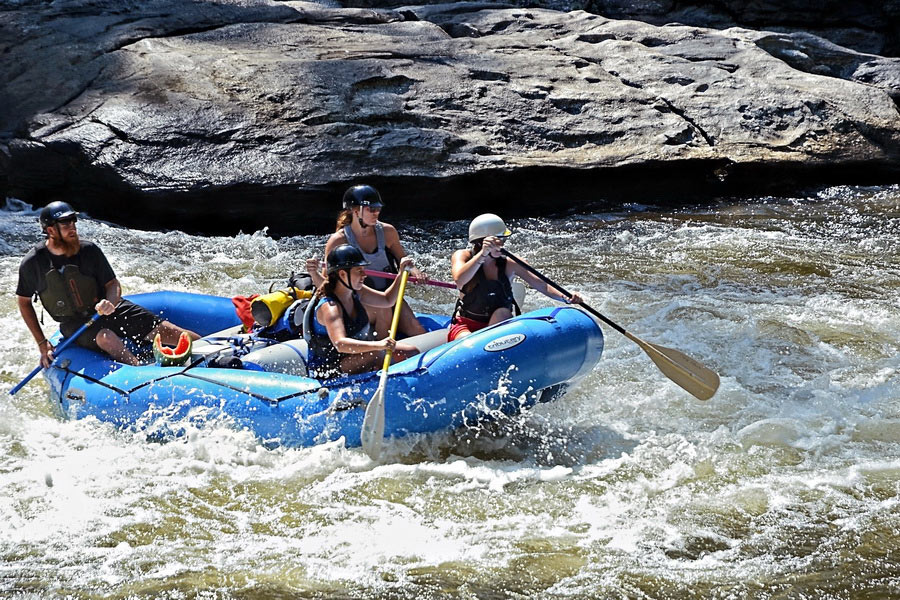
[54,230,81,255]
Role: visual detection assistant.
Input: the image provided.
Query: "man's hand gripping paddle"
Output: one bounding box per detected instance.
[9,313,101,396]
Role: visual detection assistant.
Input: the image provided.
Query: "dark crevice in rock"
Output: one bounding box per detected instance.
[657,98,714,146]
[576,33,615,44]
[542,129,627,148]
[91,118,254,148]
[6,142,898,237]
[548,98,590,114]
[96,119,132,144]
[470,69,511,82]
[353,74,418,92]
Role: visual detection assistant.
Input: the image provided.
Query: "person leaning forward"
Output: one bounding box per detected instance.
[16,201,200,367]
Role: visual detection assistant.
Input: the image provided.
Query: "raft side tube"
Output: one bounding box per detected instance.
[126,291,242,336]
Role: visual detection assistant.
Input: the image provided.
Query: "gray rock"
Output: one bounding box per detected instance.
[2,0,899,233]
[335,0,900,55]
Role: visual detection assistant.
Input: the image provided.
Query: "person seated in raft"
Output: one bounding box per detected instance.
[306,184,426,339]
[16,201,200,367]
[305,244,419,379]
[449,213,585,341]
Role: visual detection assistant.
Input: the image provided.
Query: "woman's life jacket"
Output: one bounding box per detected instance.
[342,223,397,291]
[455,256,520,323]
[303,292,374,377]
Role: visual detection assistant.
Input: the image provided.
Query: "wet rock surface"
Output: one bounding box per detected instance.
[2,0,899,234]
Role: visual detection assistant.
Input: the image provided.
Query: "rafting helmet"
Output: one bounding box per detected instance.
[39,201,78,227]
[468,213,511,242]
[327,244,370,276]
[342,185,383,210]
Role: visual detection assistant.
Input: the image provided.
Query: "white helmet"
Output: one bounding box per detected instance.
[468,213,511,242]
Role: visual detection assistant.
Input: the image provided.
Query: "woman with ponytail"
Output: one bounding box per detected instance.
[307,184,426,339]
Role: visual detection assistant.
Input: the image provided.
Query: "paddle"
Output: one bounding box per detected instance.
[365,269,456,290]
[501,249,720,401]
[9,313,101,396]
[360,269,411,459]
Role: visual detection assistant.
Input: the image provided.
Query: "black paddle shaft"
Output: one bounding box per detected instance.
[501,249,627,337]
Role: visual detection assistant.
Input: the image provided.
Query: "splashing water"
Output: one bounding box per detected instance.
[1,186,898,598]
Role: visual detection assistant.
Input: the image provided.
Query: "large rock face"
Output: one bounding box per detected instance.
[372,0,900,56]
[2,0,899,234]
[590,0,900,56]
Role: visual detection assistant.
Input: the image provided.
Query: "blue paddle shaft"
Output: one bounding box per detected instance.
[8,313,100,396]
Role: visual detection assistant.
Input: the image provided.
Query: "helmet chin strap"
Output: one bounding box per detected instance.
[353,206,369,229]
[338,270,355,291]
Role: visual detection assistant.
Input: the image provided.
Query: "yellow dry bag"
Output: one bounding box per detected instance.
[251,288,313,327]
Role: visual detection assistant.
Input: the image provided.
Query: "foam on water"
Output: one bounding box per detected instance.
[2,188,899,597]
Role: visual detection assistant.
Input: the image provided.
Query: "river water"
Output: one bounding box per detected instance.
[1,185,898,598]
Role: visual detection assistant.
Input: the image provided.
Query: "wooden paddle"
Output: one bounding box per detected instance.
[501,249,720,401]
[9,312,101,396]
[361,269,411,459]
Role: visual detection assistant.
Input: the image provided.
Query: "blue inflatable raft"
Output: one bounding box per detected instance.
[43,291,604,448]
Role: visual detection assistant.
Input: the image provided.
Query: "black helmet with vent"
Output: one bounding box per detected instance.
[327,244,370,275]
[39,201,77,227]
[342,185,383,210]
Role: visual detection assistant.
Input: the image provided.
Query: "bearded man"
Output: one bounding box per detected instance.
[16,201,198,367]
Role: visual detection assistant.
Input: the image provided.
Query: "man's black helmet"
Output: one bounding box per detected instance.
[39,201,77,227]
[342,185,383,210]
[327,244,370,275]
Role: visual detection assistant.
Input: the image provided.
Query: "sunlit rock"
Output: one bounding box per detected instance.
[1,0,899,233]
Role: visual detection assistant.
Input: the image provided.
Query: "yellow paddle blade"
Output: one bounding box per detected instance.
[498,248,720,401]
[626,332,720,400]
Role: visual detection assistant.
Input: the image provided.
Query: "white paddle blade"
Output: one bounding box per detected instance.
[361,385,386,460]
[361,269,408,461]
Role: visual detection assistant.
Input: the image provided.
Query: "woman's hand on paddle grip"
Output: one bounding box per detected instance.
[483,236,504,258]
[306,257,321,277]
[381,337,397,352]
[409,266,427,283]
[399,256,415,274]
[39,342,54,368]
